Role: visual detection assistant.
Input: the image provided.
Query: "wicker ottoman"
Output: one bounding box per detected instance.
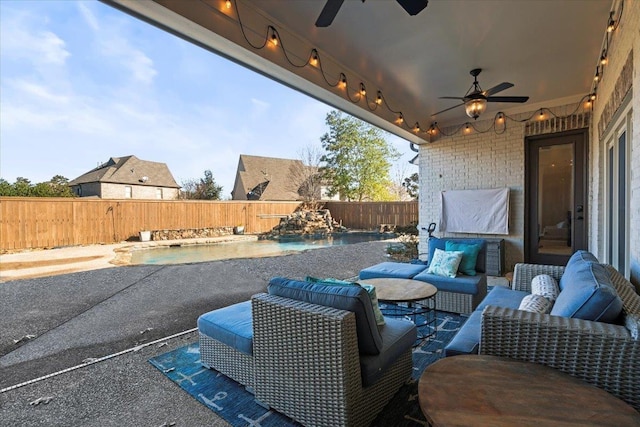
[197,300,255,389]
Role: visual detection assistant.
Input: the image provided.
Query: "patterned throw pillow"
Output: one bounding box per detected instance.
[518,294,552,313]
[624,313,640,340]
[426,248,464,278]
[305,276,385,325]
[531,274,560,303]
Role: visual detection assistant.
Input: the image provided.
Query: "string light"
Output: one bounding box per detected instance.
[269,27,278,47]
[375,91,383,105]
[607,11,615,32]
[200,0,622,142]
[309,49,318,66]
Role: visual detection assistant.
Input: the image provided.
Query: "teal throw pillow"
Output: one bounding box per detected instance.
[305,276,385,326]
[426,248,464,278]
[445,241,481,276]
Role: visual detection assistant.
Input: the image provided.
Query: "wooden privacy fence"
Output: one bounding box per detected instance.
[325,201,418,230]
[0,198,419,251]
[0,198,301,251]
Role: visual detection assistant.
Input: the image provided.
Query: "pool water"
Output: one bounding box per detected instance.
[130,233,396,265]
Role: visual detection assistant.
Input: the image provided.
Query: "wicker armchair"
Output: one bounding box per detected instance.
[480,262,640,411]
[251,293,413,427]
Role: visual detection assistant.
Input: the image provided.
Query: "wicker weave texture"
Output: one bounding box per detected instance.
[252,293,412,427]
[199,333,255,389]
[480,263,640,412]
[433,284,486,315]
[512,263,565,292]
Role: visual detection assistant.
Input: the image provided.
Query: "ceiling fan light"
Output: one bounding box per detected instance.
[465,98,487,119]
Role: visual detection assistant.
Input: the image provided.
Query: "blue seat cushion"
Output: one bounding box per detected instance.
[197,301,253,355]
[359,262,427,280]
[444,287,528,357]
[428,237,487,273]
[551,261,622,322]
[476,286,529,312]
[268,277,383,355]
[412,270,487,295]
[359,317,416,386]
[444,311,481,356]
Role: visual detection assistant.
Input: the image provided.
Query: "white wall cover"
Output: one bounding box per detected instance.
[440,188,510,234]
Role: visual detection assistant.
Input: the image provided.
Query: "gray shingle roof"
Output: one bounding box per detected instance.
[69,155,180,188]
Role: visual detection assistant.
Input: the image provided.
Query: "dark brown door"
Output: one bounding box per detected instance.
[525,130,588,265]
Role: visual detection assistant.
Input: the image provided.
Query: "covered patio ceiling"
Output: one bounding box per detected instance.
[104,0,612,144]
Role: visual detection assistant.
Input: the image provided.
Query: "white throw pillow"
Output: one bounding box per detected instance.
[519,294,552,313]
[426,248,464,278]
[531,274,559,303]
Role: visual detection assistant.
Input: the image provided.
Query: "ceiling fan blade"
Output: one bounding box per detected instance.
[431,102,465,117]
[484,82,514,96]
[439,96,466,100]
[396,0,429,16]
[486,96,530,103]
[315,0,344,27]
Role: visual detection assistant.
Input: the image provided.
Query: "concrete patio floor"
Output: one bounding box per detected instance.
[0,239,393,426]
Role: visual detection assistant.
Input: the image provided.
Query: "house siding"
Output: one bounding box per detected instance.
[589,0,639,288]
[100,183,178,200]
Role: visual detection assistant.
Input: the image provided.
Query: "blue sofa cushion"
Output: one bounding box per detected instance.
[551,261,623,322]
[412,270,487,296]
[359,317,416,386]
[428,237,487,273]
[560,250,599,290]
[444,310,482,356]
[267,277,383,355]
[197,301,253,355]
[444,287,528,356]
[475,286,529,312]
[359,262,427,280]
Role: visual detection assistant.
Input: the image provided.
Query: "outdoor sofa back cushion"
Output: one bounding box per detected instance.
[267,277,383,355]
[428,237,487,274]
[560,250,599,290]
[551,260,623,322]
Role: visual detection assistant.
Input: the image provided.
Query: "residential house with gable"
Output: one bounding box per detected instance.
[231,154,338,201]
[69,155,180,200]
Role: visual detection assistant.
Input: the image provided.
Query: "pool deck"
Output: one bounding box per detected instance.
[0,235,258,282]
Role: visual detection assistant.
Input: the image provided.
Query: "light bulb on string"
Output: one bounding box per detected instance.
[339,74,347,89]
[309,50,319,66]
[360,83,366,97]
[396,113,404,125]
[375,91,382,105]
[607,12,615,32]
[225,0,231,9]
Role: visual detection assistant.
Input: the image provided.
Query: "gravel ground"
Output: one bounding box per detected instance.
[0,240,392,426]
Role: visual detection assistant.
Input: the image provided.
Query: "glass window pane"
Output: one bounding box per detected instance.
[537,144,573,256]
[618,132,626,272]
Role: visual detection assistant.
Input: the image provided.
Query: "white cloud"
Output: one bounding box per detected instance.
[10,79,69,104]
[99,35,157,85]
[77,2,100,31]
[1,14,70,67]
[250,98,270,120]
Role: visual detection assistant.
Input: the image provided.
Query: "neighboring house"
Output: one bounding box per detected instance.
[231,154,338,201]
[69,155,180,200]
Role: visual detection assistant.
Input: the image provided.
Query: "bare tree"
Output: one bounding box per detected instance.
[389,162,415,201]
[288,144,325,207]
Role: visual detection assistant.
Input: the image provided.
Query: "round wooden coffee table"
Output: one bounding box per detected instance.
[418,354,640,426]
[360,278,437,343]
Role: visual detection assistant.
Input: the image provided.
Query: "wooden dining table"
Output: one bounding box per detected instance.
[418,354,640,426]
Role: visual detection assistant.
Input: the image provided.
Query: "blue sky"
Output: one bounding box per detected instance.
[0,0,413,198]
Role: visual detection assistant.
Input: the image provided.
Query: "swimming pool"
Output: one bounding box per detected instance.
[130,233,396,265]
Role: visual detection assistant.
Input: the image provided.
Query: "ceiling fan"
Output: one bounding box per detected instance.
[433,68,529,120]
[315,0,428,27]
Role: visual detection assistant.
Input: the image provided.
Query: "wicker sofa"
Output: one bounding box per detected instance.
[359,237,488,314]
[198,277,417,427]
[446,253,640,411]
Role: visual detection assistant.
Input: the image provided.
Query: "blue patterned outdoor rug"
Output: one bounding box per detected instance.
[149,311,465,427]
